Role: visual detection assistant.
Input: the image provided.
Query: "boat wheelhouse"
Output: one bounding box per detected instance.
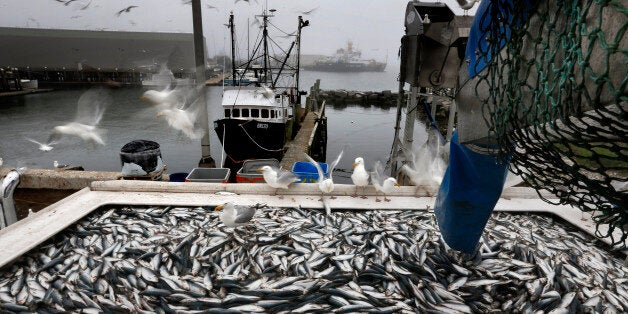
[214,9,308,171]
[214,86,293,162]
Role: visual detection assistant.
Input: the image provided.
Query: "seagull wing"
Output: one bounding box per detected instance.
[328,149,344,180]
[304,153,324,182]
[276,170,299,186]
[25,137,44,146]
[75,87,112,126]
[372,160,385,186]
[233,205,256,223]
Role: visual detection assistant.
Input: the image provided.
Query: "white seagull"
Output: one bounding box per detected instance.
[304,149,343,199]
[350,157,369,198]
[53,160,69,169]
[140,84,204,140]
[401,133,448,196]
[214,202,259,228]
[372,160,400,202]
[48,87,111,147]
[258,165,299,196]
[26,138,56,152]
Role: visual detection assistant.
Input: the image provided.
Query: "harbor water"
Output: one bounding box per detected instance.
[0,69,427,183]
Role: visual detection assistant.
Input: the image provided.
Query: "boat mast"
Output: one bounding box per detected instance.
[229,12,236,86]
[296,16,308,105]
[262,10,271,85]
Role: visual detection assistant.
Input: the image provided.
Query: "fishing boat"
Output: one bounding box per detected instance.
[214,10,308,168]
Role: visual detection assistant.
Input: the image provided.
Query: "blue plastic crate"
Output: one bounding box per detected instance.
[292,161,328,183]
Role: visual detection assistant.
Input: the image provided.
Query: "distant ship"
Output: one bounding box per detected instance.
[303,41,386,72]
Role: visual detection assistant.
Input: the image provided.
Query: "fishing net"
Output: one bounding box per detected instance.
[473,0,627,247]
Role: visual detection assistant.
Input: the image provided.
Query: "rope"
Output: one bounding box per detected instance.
[475,0,627,247]
[238,121,284,152]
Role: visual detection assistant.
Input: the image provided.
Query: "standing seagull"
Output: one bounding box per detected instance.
[215,202,260,227]
[372,160,400,202]
[48,87,111,147]
[258,166,299,197]
[53,161,69,169]
[116,6,138,17]
[350,157,369,198]
[304,149,343,200]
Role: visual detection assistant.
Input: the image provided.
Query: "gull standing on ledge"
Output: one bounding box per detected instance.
[304,149,343,200]
[350,157,369,198]
[215,202,259,228]
[372,160,400,202]
[258,166,299,197]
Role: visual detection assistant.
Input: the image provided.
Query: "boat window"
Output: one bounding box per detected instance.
[261,109,269,118]
[284,109,288,117]
[271,110,275,118]
[242,108,249,118]
[224,109,231,118]
[251,109,259,118]
[277,110,281,117]
[232,109,240,118]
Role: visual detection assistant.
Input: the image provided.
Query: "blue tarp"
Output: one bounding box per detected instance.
[434,131,510,254]
[466,0,537,77]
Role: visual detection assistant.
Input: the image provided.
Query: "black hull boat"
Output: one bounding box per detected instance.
[214,10,308,181]
[214,118,286,163]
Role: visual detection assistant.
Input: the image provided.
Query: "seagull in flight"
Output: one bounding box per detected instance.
[235,0,258,5]
[80,1,91,10]
[47,87,111,147]
[206,4,219,11]
[304,149,343,200]
[116,6,138,17]
[140,84,205,140]
[298,7,318,15]
[26,138,56,152]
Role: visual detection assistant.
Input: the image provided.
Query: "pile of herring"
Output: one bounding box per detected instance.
[0,205,626,313]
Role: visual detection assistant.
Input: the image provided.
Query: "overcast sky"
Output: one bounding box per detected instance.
[0,0,477,63]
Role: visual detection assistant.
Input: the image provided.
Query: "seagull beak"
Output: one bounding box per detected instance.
[257,168,264,173]
[214,205,223,211]
[352,162,357,168]
[395,183,401,187]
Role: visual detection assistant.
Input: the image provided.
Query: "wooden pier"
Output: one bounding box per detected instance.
[280,79,327,170]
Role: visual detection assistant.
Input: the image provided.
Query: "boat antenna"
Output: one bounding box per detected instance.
[229,11,236,86]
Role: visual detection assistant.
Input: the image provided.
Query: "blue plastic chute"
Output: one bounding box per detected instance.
[434,132,509,254]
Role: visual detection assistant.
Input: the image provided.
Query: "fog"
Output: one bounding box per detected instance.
[0,0,477,64]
